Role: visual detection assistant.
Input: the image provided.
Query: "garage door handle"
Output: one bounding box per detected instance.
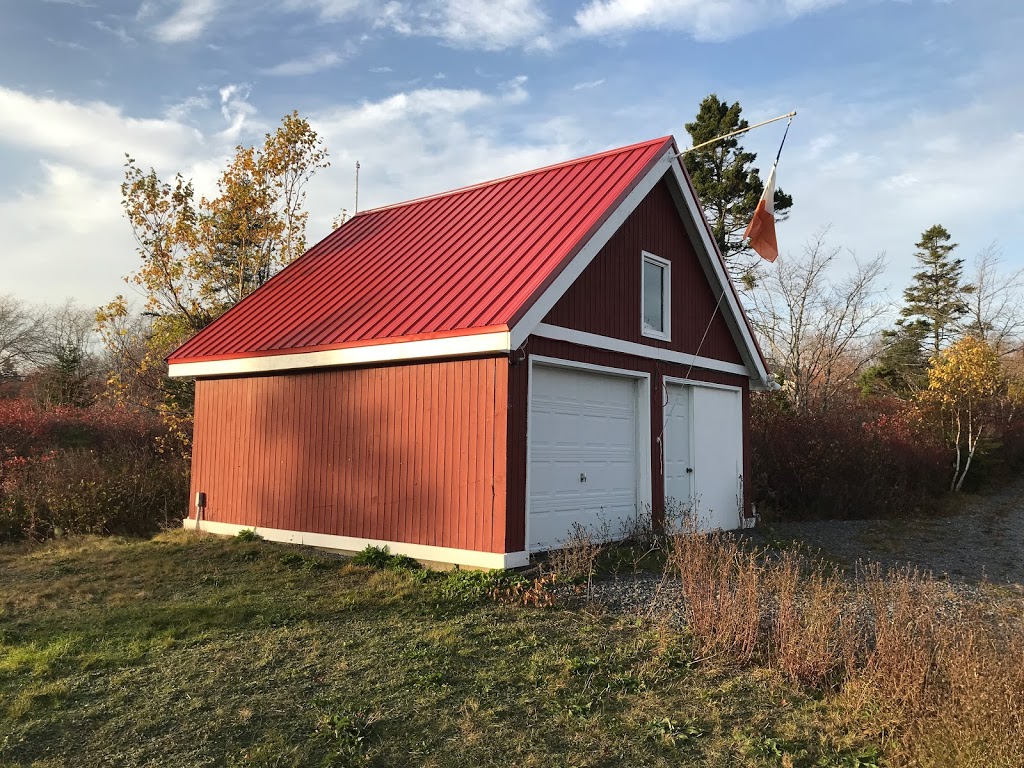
[580,473,587,483]
[686,467,693,474]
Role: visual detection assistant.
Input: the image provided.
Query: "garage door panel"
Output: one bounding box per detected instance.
[529,365,641,552]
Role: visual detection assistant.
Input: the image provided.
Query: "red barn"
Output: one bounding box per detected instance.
[169,136,772,568]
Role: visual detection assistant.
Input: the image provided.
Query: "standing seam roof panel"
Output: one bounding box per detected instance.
[169,137,673,363]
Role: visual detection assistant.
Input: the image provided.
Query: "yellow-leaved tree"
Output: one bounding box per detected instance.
[921,336,1005,491]
[98,111,329,450]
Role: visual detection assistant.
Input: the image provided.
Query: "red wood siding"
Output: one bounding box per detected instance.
[189,357,508,554]
[542,179,744,365]
[505,338,751,553]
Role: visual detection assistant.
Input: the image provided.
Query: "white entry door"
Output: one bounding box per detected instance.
[664,382,743,531]
[528,364,640,552]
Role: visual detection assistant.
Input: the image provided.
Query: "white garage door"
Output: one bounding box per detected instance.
[528,365,640,552]
[664,382,743,531]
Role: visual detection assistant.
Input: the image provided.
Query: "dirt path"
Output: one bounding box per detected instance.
[757,478,1024,585]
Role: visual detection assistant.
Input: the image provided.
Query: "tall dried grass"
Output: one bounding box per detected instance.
[663,528,1024,766]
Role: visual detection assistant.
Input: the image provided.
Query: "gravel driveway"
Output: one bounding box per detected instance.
[753,478,1024,586]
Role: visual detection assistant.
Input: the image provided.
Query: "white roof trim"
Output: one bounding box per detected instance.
[167,330,511,378]
[509,145,771,389]
[509,151,674,349]
[533,324,749,378]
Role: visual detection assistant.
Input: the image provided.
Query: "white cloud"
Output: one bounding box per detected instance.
[0,86,202,170]
[572,78,606,90]
[286,0,549,50]
[262,49,345,77]
[575,0,845,42]
[152,0,220,43]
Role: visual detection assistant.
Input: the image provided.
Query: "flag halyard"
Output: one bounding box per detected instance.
[744,164,779,263]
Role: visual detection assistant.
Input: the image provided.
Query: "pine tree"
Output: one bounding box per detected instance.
[901,224,974,356]
[683,94,793,286]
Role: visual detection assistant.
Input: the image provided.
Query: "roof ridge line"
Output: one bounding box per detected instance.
[354,136,674,216]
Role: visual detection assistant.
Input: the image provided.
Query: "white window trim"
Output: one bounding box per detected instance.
[641,250,671,342]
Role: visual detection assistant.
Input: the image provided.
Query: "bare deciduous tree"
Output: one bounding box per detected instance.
[0,294,44,374]
[747,228,888,412]
[962,243,1024,354]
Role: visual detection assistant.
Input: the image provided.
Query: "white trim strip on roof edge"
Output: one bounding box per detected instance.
[663,154,772,387]
[184,518,530,569]
[510,146,771,390]
[532,324,750,378]
[508,151,675,350]
[167,330,512,378]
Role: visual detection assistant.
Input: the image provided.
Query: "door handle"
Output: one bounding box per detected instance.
[580,472,587,483]
[686,467,693,474]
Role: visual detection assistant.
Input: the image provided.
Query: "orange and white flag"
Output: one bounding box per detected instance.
[743,165,779,263]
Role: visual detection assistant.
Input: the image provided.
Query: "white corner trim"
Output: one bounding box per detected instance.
[663,157,771,385]
[168,330,511,378]
[183,518,529,569]
[509,151,674,349]
[532,324,750,378]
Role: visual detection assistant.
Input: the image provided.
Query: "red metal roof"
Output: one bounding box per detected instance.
[169,136,674,364]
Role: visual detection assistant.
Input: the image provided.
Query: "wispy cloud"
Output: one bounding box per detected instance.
[47,38,88,51]
[153,0,220,43]
[572,78,605,90]
[92,20,135,44]
[575,0,846,42]
[369,66,392,73]
[287,0,550,50]
[262,49,345,76]
[40,0,96,6]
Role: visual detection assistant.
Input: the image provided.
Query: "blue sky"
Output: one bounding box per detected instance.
[2,0,1022,312]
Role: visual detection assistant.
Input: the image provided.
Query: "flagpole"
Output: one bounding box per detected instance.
[677,111,796,156]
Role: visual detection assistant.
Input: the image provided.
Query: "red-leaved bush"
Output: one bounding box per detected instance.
[0,398,188,540]
[750,393,950,519]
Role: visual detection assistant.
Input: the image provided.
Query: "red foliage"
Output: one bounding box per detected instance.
[750,393,949,519]
[0,398,188,540]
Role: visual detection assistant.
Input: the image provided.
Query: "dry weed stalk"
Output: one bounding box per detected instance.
[658,522,1024,765]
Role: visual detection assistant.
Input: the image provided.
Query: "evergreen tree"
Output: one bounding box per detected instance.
[901,224,974,356]
[683,94,793,286]
[862,225,975,396]
[861,320,929,396]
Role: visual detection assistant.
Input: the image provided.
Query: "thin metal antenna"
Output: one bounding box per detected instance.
[354,161,360,214]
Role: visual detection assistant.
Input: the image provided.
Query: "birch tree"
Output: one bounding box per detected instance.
[922,336,1004,491]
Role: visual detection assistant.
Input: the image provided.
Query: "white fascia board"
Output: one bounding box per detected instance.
[508,146,770,389]
[509,151,675,350]
[663,157,772,387]
[183,518,530,570]
[167,330,511,378]
[532,324,750,378]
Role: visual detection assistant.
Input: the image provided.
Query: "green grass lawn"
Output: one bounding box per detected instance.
[0,532,881,767]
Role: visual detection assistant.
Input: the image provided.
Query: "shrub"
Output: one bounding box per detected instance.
[0,445,188,540]
[750,393,948,519]
[0,398,188,541]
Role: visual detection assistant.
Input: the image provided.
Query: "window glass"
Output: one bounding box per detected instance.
[643,259,665,333]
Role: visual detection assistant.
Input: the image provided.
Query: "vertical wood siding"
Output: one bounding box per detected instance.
[506,338,751,553]
[189,356,508,554]
[542,179,744,365]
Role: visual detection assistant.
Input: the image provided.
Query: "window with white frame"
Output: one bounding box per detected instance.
[641,251,671,340]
